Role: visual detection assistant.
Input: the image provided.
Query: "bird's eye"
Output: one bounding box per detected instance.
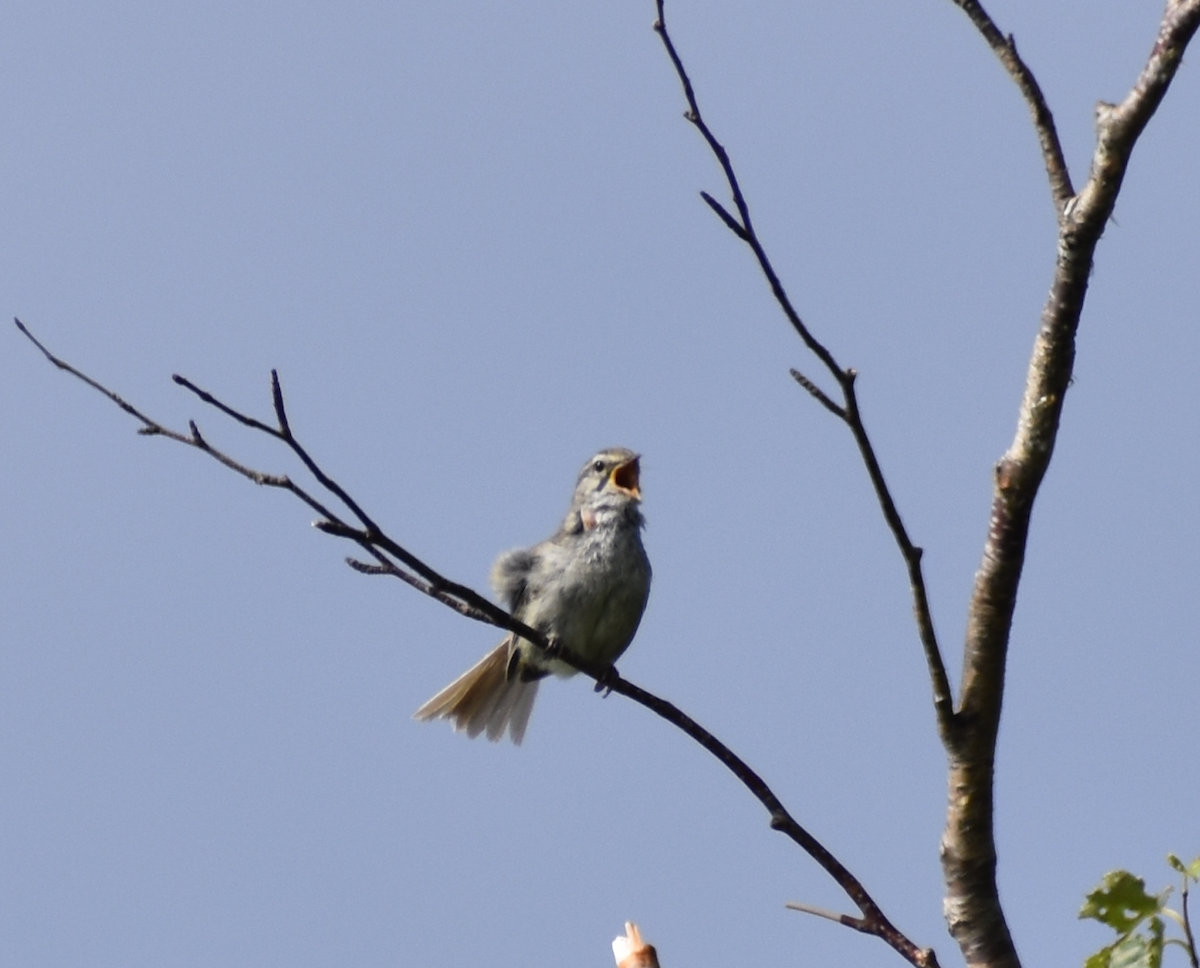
[592,460,606,474]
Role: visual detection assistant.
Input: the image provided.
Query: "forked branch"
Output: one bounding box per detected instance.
[945,3,1200,966]
[16,316,939,968]
[651,2,1199,968]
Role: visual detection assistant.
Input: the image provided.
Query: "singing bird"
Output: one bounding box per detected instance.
[414,448,652,744]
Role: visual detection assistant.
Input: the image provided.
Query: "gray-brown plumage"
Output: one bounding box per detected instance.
[413,448,652,744]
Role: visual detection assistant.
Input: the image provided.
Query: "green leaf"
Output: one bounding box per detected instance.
[1147,916,1164,965]
[1109,931,1156,968]
[1111,935,1149,968]
[1080,872,1168,933]
[1164,854,1200,881]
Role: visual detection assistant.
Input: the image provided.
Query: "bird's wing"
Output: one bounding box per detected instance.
[489,547,538,611]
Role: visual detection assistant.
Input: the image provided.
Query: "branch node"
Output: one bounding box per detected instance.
[700,190,749,240]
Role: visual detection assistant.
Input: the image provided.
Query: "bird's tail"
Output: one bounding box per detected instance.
[413,638,539,744]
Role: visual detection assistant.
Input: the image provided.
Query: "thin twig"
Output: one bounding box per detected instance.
[1181,865,1198,968]
[841,376,955,730]
[174,372,384,544]
[652,1,955,738]
[16,315,939,967]
[945,0,1074,213]
[18,318,173,433]
[699,191,749,241]
[785,900,864,927]
[653,4,840,383]
[609,672,940,968]
[789,369,844,419]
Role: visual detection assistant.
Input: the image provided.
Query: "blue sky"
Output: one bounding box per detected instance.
[2,1,1197,966]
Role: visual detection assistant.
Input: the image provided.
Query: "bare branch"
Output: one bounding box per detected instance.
[653,3,1198,966]
[652,2,955,739]
[172,374,279,436]
[610,671,941,968]
[699,191,749,241]
[174,371,386,546]
[17,317,174,434]
[840,375,955,729]
[653,2,840,382]
[943,3,1200,966]
[1182,870,1198,968]
[17,316,933,968]
[784,901,936,965]
[945,0,1074,211]
[788,369,844,419]
[786,900,868,930]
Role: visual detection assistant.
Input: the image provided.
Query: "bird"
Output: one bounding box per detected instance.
[414,447,652,744]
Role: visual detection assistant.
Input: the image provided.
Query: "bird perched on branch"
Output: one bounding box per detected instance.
[414,448,652,744]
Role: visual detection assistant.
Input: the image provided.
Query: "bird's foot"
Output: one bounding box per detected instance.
[540,635,564,660]
[593,665,620,696]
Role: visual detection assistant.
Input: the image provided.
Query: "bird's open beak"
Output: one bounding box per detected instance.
[610,456,641,499]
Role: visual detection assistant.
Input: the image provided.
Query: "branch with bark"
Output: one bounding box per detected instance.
[15,316,939,968]
[651,1,1200,967]
[15,0,1197,963]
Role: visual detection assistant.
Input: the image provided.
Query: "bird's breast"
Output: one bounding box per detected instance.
[517,522,650,672]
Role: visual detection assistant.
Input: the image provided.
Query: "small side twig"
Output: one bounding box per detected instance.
[786,900,868,928]
[789,369,844,419]
[699,191,749,241]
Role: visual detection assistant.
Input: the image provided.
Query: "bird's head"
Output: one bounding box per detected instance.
[569,448,644,530]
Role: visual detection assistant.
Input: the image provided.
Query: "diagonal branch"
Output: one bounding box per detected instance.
[653,2,839,384]
[945,0,1074,212]
[16,316,938,968]
[652,1,955,739]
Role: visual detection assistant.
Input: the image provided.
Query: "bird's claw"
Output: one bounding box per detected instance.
[593,665,620,696]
